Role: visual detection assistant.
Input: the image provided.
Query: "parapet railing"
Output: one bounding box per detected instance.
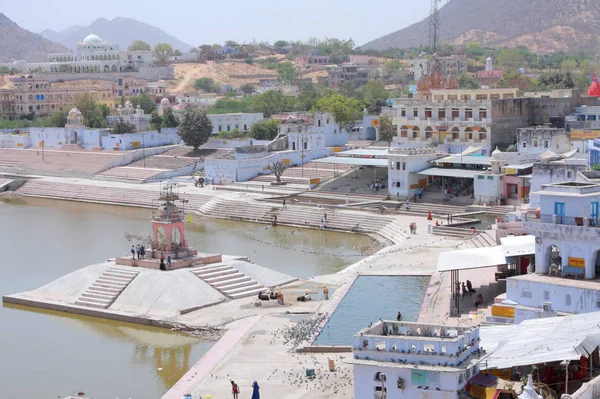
[525,213,600,227]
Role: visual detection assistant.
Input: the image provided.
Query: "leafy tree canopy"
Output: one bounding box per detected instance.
[128,40,151,51]
[153,43,174,66]
[177,106,213,149]
[249,119,280,141]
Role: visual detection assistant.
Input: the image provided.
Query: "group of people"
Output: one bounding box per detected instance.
[409,222,417,234]
[320,213,328,230]
[159,254,172,271]
[456,280,484,307]
[257,290,284,304]
[230,380,260,399]
[130,244,146,260]
[368,181,386,192]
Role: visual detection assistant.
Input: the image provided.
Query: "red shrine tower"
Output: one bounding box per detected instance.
[587,74,600,97]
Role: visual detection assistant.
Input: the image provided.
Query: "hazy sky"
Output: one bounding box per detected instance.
[3,0,429,47]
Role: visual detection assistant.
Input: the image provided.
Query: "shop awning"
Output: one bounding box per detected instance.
[500,235,535,257]
[480,312,600,369]
[336,149,389,157]
[434,155,491,165]
[312,156,388,167]
[437,246,507,272]
[418,167,478,179]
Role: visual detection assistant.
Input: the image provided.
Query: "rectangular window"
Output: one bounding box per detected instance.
[396,162,401,169]
[544,140,549,148]
[425,108,432,118]
[479,109,487,119]
[452,108,459,119]
[218,125,222,131]
[413,108,418,117]
[402,163,406,170]
[465,108,473,119]
[303,141,307,150]
[401,108,406,117]
[227,125,231,132]
[554,202,565,216]
[533,139,538,147]
[400,130,407,138]
[467,132,473,140]
[425,131,432,139]
[438,109,446,119]
[522,142,527,148]
[476,94,488,100]
[592,202,599,219]
[452,132,459,139]
[487,176,494,180]
[479,133,487,140]
[412,131,418,138]
[477,175,485,180]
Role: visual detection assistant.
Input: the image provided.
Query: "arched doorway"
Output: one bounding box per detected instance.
[549,245,561,274]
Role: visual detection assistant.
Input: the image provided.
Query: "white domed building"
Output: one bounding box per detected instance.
[46,33,154,74]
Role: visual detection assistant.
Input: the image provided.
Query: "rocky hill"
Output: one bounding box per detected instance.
[361,0,600,54]
[0,13,69,62]
[41,17,193,52]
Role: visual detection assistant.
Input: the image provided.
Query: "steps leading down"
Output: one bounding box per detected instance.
[75,268,139,309]
[191,263,264,300]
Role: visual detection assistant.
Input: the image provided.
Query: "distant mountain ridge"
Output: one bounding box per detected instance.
[361,0,600,54]
[0,13,69,62]
[41,17,193,52]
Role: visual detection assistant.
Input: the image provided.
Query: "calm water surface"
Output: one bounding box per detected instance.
[0,197,371,399]
[314,276,430,346]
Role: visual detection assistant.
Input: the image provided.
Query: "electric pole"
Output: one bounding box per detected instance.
[429,0,441,54]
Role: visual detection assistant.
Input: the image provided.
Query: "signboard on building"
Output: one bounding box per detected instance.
[489,368,512,380]
[371,120,380,127]
[491,305,515,318]
[410,370,440,388]
[568,257,585,268]
[505,168,517,176]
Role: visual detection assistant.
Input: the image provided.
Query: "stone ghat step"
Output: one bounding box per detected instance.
[193,268,237,280]
[129,156,198,170]
[89,285,122,295]
[103,271,138,280]
[222,283,264,296]
[204,272,245,284]
[74,300,107,309]
[212,276,252,289]
[229,287,265,300]
[76,296,112,305]
[17,181,212,209]
[81,292,114,301]
[191,264,233,274]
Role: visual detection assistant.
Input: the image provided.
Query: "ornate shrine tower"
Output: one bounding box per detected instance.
[151,183,189,254]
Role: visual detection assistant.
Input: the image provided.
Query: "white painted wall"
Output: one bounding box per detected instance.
[388,153,436,199]
[473,173,503,204]
[506,277,600,314]
[354,363,465,399]
[208,113,264,134]
[0,133,32,148]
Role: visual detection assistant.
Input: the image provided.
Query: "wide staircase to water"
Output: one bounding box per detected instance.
[75,267,139,309]
[190,263,264,299]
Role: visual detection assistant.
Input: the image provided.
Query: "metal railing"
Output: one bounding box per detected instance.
[526,213,600,227]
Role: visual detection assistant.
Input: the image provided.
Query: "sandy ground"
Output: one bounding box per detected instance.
[169,62,278,93]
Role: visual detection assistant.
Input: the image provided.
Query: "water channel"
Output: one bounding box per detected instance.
[0,197,373,399]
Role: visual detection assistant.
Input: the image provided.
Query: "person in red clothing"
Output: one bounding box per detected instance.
[231,380,240,399]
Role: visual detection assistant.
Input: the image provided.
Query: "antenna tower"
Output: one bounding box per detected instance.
[429,0,441,54]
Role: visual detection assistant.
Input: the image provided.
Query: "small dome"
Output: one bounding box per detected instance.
[124,100,133,107]
[160,97,170,105]
[82,33,104,45]
[588,74,600,97]
[492,146,502,159]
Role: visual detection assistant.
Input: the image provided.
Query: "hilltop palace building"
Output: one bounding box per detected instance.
[45,34,154,73]
[0,34,173,81]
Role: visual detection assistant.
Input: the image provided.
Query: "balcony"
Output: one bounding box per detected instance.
[526,213,599,227]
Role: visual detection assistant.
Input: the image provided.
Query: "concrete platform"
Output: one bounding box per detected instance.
[2,258,298,322]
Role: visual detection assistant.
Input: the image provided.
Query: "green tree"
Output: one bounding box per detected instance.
[217,128,245,139]
[150,111,163,131]
[249,91,296,117]
[194,77,219,93]
[536,72,576,91]
[128,40,151,51]
[74,93,109,128]
[560,59,577,74]
[274,40,289,48]
[496,48,527,70]
[495,71,535,91]
[154,43,174,66]
[312,92,363,128]
[161,108,180,128]
[240,83,256,95]
[378,116,396,146]
[457,74,481,90]
[297,82,322,111]
[249,119,279,140]
[131,93,156,114]
[361,80,388,103]
[225,40,239,48]
[177,106,213,149]
[111,118,137,134]
[277,62,298,84]
[44,109,69,127]
[173,49,183,57]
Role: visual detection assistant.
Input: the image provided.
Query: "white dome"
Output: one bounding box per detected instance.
[82,33,104,45]
[491,146,502,159]
[160,97,170,105]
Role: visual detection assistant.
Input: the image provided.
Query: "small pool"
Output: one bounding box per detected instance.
[313,275,430,346]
